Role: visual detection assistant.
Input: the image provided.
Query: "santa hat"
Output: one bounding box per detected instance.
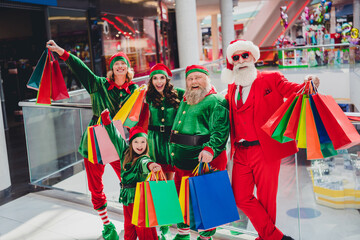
[109,52,131,70]
[129,126,148,143]
[149,63,173,78]
[185,65,209,78]
[221,39,260,84]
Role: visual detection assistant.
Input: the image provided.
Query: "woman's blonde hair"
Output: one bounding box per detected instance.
[122,141,149,170]
[106,67,135,83]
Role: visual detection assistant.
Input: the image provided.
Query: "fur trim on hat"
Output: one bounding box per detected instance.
[221,68,234,84]
[226,40,260,64]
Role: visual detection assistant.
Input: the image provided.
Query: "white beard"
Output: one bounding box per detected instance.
[186,83,211,105]
[233,62,257,86]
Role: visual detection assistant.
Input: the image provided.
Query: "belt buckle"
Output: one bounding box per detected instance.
[160,125,165,132]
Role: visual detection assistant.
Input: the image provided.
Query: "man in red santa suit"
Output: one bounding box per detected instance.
[222,39,319,240]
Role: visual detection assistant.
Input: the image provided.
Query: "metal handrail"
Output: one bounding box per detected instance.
[260,43,351,51]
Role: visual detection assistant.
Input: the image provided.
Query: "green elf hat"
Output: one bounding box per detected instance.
[109,52,131,70]
[149,63,173,78]
[185,65,209,78]
[129,126,148,143]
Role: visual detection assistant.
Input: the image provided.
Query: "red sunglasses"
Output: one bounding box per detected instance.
[231,52,251,61]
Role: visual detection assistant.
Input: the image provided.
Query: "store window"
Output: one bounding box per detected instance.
[100,13,158,77]
[48,8,91,90]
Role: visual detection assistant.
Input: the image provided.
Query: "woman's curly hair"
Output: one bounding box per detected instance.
[146,76,180,109]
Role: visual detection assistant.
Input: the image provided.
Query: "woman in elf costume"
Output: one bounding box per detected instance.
[145,63,184,239]
[47,40,138,240]
[100,109,161,240]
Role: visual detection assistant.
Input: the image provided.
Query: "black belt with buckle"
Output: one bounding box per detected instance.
[120,182,137,189]
[148,125,172,133]
[236,140,260,147]
[170,131,210,146]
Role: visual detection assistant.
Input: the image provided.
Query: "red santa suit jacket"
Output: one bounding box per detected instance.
[226,70,305,162]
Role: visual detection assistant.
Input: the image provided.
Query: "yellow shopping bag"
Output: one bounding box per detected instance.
[297,96,308,148]
[113,89,140,123]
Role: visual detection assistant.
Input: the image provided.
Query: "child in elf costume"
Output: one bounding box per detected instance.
[100,109,161,240]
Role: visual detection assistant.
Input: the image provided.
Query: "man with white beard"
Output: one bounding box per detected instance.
[169,65,229,240]
[222,39,319,240]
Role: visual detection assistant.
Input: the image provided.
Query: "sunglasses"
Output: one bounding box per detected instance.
[231,52,250,61]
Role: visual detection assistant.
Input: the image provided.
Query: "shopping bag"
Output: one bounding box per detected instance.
[179,176,190,225]
[87,126,97,164]
[113,88,141,123]
[132,182,145,226]
[93,127,102,164]
[305,98,323,160]
[297,96,308,148]
[27,50,48,90]
[36,50,52,105]
[148,179,183,226]
[145,182,158,227]
[50,52,69,101]
[188,170,239,230]
[312,94,360,149]
[284,94,303,140]
[261,93,297,136]
[128,88,146,122]
[271,95,298,143]
[93,120,125,164]
[309,96,337,158]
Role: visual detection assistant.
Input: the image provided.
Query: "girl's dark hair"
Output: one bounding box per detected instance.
[146,76,180,108]
[122,142,149,170]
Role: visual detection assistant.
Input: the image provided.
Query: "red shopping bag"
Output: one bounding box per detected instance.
[128,88,146,122]
[261,93,297,136]
[137,182,146,227]
[36,51,52,105]
[305,99,323,160]
[312,94,360,150]
[284,94,303,140]
[145,182,159,227]
[50,52,69,101]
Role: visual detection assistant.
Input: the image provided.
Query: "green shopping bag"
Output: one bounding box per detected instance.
[271,95,298,143]
[148,176,183,226]
[27,49,48,90]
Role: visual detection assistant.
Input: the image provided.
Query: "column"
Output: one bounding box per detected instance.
[175,0,200,67]
[198,19,204,61]
[0,97,11,196]
[211,14,219,60]
[220,0,235,57]
[354,0,360,29]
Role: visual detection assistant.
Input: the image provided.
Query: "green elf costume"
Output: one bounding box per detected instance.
[146,63,185,239]
[58,49,138,240]
[169,65,230,240]
[100,109,158,240]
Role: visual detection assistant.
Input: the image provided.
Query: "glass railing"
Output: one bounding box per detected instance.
[19,47,360,239]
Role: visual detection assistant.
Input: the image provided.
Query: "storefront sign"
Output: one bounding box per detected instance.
[160,2,168,22]
[7,0,57,6]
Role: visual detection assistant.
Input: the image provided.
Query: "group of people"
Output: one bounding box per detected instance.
[46,39,319,240]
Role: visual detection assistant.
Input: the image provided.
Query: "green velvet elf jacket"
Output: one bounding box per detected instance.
[104,122,153,206]
[170,88,230,171]
[60,52,138,158]
[146,88,185,165]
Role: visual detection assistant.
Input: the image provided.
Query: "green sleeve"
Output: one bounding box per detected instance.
[65,53,105,94]
[176,88,185,100]
[138,156,153,174]
[202,98,230,158]
[104,123,129,163]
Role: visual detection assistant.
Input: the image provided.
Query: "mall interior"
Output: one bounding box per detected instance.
[0,0,360,239]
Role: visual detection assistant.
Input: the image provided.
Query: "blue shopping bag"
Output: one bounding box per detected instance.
[189,170,239,230]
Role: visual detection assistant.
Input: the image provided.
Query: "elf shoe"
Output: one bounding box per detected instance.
[173,233,190,240]
[160,226,172,240]
[102,222,119,240]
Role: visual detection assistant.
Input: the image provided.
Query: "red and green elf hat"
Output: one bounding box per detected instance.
[149,63,173,78]
[185,65,209,78]
[129,126,148,143]
[109,52,131,70]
